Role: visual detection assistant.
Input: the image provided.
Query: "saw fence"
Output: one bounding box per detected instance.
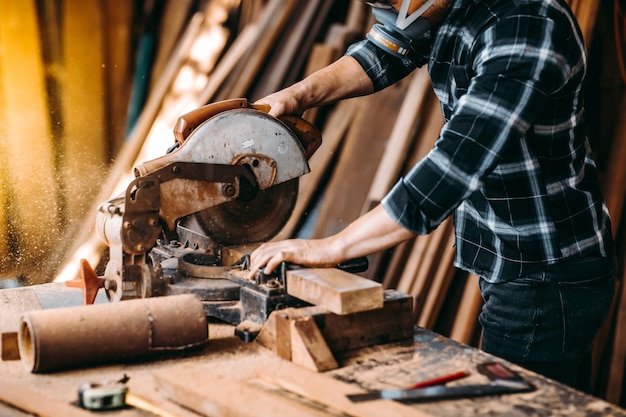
[0,0,625,407]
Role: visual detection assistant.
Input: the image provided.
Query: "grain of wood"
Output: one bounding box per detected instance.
[449,274,483,345]
[286,268,383,315]
[289,316,339,371]
[61,0,107,221]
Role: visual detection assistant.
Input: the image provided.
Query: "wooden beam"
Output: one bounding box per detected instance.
[289,316,339,371]
[61,0,107,222]
[286,268,383,315]
[310,80,409,239]
[1,332,19,361]
[257,290,413,354]
[0,0,59,280]
[360,68,431,215]
[153,364,332,417]
[448,274,483,345]
[153,356,433,417]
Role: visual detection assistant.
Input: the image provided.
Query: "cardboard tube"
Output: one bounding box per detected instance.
[18,294,208,373]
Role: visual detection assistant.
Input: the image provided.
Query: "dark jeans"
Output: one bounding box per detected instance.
[478,256,616,392]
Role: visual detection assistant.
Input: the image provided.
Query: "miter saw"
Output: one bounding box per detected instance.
[71,98,365,340]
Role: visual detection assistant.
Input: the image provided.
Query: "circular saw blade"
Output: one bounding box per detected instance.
[193,178,298,245]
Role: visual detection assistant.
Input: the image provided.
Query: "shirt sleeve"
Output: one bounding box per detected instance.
[345,39,424,91]
[383,13,580,235]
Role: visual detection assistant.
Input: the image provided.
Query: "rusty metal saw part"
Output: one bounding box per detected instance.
[192,178,298,245]
[89,100,321,304]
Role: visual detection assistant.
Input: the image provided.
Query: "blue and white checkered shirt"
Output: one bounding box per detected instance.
[346,0,614,282]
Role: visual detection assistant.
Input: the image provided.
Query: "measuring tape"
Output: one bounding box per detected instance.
[78,376,128,411]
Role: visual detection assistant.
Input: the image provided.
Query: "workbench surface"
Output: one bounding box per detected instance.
[1,283,624,417]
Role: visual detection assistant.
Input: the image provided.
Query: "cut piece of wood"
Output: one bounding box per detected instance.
[275,311,292,360]
[1,332,19,361]
[289,316,338,371]
[153,364,332,417]
[286,268,383,315]
[257,290,413,354]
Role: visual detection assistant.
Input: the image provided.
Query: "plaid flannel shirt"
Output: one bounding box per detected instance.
[346,0,614,282]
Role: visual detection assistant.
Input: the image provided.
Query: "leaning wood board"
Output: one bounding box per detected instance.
[286,268,383,315]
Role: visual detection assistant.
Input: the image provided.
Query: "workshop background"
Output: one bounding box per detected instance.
[0,0,624,406]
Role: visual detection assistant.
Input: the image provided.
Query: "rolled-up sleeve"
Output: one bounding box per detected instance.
[345,40,424,91]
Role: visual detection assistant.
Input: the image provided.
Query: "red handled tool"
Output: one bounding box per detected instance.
[347,362,534,402]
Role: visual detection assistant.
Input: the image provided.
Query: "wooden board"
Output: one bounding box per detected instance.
[0,0,59,281]
[0,380,94,417]
[286,268,383,315]
[310,79,410,239]
[153,360,433,417]
[153,363,333,417]
[257,290,414,354]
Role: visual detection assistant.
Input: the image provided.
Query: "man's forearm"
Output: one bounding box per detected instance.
[327,204,416,262]
[288,55,374,109]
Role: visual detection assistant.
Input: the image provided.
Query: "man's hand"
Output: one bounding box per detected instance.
[247,238,341,279]
[247,205,416,279]
[254,88,305,118]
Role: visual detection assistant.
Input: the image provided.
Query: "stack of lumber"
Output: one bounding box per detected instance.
[1,0,623,406]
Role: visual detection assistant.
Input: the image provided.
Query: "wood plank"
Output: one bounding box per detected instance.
[257,290,413,354]
[360,68,431,215]
[1,332,19,361]
[274,99,361,240]
[216,0,298,99]
[417,228,457,328]
[310,80,409,239]
[250,1,322,99]
[61,0,107,221]
[602,94,626,237]
[448,274,483,345]
[153,364,332,417]
[0,380,94,417]
[154,358,433,417]
[289,316,338,371]
[102,1,134,152]
[0,0,59,281]
[286,268,383,315]
[149,0,196,91]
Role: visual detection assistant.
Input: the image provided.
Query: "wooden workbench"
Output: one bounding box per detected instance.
[0,283,624,417]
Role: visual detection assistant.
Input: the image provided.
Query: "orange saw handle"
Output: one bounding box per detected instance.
[172,98,321,159]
